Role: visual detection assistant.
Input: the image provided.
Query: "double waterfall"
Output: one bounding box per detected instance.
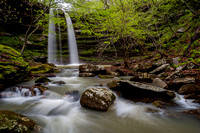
[48,8,79,65]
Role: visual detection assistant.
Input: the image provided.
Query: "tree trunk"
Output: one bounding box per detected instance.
[20,3,33,55]
[20,0,57,56]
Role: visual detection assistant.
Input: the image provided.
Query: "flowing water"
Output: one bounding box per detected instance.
[63,11,79,64]
[57,9,63,65]
[48,8,79,65]
[48,8,57,64]
[0,67,200,133]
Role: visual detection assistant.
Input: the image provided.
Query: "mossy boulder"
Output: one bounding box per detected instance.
[29,62,57,74]
[35,75,51,83]
[0,44,29,90]
[0,110,37,133]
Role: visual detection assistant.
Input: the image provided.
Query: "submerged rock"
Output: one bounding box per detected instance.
[107,80,119,89]
[98,74,114,79]
[31,84,48,96]
[80,88,116,111]
[184,109,200,119]
[152,100,167,108]
[65,90,80,101]
[0,110,39,133]
[52,81,66,85]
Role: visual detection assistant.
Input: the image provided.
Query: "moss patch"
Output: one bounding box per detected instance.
[29,62,57,74]
[0,44,30,90]
[35,75,51,83]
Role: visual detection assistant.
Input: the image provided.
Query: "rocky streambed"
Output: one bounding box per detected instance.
[78,57,200,116]
[0,60,199,133]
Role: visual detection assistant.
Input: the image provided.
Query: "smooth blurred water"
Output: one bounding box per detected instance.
[0,67,200,133]
[48,8,57,64]
[64,11,79,64]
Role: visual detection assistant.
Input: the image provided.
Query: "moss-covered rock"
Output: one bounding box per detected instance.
[0,110,37,133]
[35,75,51,83]
[29,62,58,74]
[0,44,29,90]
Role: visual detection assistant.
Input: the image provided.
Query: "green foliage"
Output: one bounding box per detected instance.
[80,49,95,55]
[194,58,200,63]
[71,0,200,60]
[0,36,22,49]
[0,35,47,60]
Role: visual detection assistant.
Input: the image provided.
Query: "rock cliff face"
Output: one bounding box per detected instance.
[0,44,29,90]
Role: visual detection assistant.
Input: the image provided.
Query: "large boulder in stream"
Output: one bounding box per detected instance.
[0,44,30,90]
[0,110,40,133]
[79,64,107,77]
[80,88,116,111]
[108,80,175,103]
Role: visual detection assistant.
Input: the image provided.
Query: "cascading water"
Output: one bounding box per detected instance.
[1,67,200,133]
[57,9,63,64]
[48,8,79,65]
[63,11,79,64]
[48,8,57,64]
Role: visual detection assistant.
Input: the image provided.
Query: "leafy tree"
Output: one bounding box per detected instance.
[70,0,200,65]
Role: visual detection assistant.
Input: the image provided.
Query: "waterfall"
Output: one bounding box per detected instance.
[48,8,57,64]
[57,9,63,64]
[48,8,79,65]
[63,11,79,64]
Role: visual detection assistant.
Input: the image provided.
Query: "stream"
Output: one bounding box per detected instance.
[0,67,200,133]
